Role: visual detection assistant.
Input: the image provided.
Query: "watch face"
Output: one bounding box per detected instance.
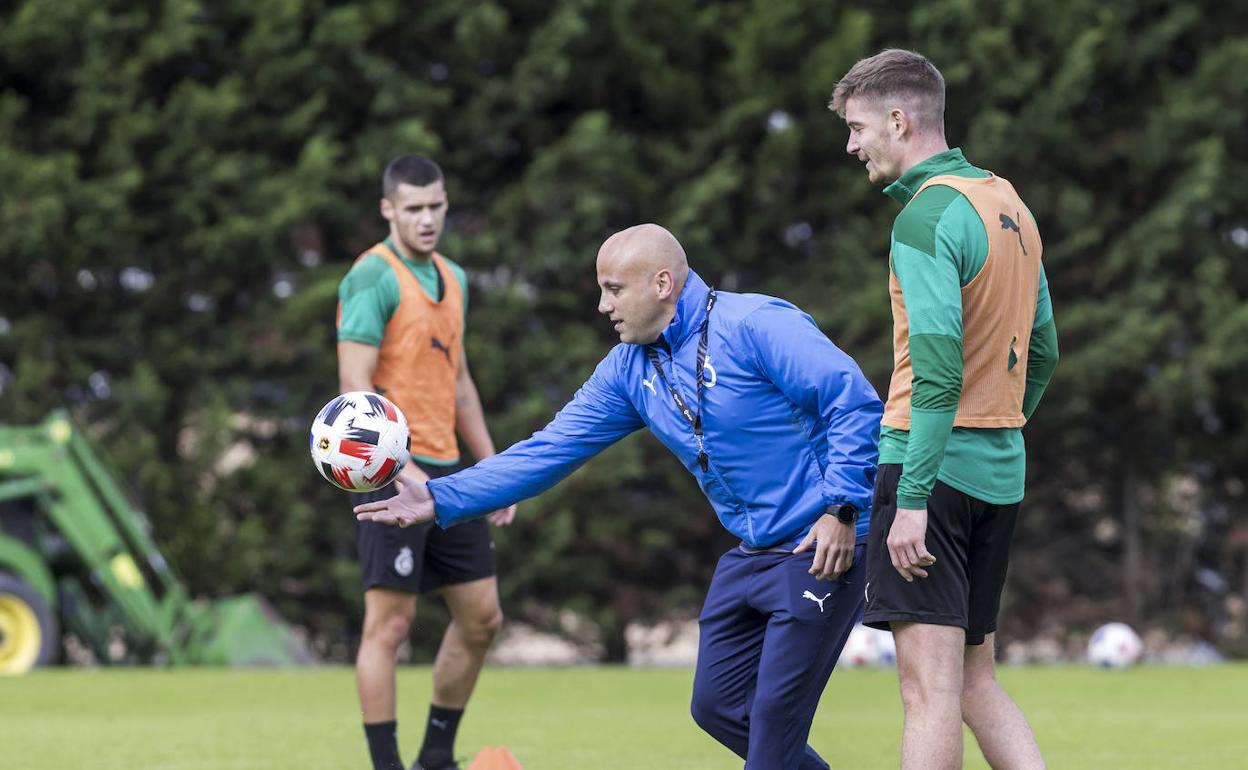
[836,505,857,524]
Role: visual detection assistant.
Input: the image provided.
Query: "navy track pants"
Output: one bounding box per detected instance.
[690,542,865,769]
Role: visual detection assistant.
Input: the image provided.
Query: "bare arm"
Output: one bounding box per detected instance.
[454,343,497,462]
[338,340,429,484]
[454,342,513,524]
[359,350,645,529]
[338,340,379,393]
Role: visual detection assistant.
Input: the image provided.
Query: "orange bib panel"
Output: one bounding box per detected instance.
[883,174,1043,430]
[341,243,464,461]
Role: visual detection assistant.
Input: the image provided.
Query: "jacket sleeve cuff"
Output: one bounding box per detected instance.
[821,495,856,513]
[428,477,468,529]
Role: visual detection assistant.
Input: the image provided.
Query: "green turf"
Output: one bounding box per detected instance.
[2,664,1245,768]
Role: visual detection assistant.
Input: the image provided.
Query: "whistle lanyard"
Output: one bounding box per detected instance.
[645,289,716,472]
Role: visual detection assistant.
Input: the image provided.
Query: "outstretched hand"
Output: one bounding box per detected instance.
[354,477,436,528]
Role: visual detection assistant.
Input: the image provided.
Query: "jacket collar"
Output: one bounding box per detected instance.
[658,270,711,350]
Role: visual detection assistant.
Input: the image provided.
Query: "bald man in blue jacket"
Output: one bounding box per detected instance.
[357,224,882,769]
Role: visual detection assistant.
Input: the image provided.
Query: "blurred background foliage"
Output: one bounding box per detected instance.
[2,0,1247,660]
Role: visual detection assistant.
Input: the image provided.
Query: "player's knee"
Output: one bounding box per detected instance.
[460,606,504,647]
[898,676,925,711]
[898,670,959,712]
[961,666,999,705]
[364,610,415,649]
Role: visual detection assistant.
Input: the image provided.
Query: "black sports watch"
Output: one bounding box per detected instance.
[830,503,858,526]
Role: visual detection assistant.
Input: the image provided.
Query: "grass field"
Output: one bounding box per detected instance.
[2,664,1245,769]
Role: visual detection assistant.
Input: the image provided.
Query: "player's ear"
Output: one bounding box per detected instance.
[889,107,909,139]
[380,197,393,221]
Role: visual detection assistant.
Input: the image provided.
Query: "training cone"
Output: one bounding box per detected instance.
[466,746,523,770]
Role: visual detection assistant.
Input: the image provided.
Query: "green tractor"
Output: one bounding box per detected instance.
[0,412,311,674]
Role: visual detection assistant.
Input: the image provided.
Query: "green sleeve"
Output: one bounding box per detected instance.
[1022,264,1057,419]
[1032,261,1053,328]
[337,254,399,347]
[901,336,963,509]
[441,256,470,318]
[1023,320,1058,419]
[891,191,987,509]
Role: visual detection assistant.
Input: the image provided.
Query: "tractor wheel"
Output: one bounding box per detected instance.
[0,572,59,674]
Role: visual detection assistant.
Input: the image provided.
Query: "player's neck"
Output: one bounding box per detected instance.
[389,234,434,264]
[897,137,951,178]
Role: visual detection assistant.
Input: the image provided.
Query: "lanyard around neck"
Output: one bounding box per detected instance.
[645,289,716,472]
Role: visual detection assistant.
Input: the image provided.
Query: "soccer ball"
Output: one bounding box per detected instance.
[309,391,409,492]
[1088,622,1143,668]
[838,624,895,667]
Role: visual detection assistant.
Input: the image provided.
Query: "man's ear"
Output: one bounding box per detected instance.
[380,197,393,221]
[655,269,675,300]
[889,107,909,140]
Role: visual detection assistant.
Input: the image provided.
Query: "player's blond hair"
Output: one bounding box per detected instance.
[830,49,945,136]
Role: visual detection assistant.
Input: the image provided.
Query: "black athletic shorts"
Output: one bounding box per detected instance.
[862,463,1020,645]
[352,461,496,594]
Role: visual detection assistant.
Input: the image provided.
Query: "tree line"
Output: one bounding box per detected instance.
[2,0,1245,660]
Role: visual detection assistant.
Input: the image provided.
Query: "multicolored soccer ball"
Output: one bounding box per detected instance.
[1088,622,1144,668]
[310,391,409,492]
[837,624,896,668]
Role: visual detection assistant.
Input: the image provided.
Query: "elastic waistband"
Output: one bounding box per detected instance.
[737,540,801,555]
[736,534,869,555]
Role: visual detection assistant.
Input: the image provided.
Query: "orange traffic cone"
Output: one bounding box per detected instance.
[466,746,523,770]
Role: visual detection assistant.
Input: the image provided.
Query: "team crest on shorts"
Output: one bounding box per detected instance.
[394,546,414,577]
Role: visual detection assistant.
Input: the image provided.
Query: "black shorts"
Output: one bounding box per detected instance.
[862,463,1019,645]
[352,461,496,594]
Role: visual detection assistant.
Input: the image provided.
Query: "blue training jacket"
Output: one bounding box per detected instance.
[428,271,882,548]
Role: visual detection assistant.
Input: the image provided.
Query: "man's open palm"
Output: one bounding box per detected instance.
[354,478,436,527]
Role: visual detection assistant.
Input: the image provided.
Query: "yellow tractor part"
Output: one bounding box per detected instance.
[0,591,41,675]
